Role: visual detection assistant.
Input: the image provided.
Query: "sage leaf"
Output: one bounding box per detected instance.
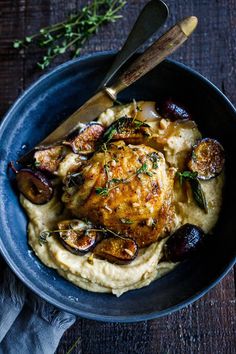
[189,178,208,213]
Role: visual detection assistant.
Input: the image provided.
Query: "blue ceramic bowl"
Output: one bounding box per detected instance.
[0,52,235,322]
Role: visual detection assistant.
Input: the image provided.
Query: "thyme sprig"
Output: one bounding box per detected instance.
[13,0,126,70]
[65,335,81,354]
[95,162,151,196]
[39,225,126,245]
[95,117,152,197]
[39,228,80,245]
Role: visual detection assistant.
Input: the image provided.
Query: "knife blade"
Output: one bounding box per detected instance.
[40,89,115,145]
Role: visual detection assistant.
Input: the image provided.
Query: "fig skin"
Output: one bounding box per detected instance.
[34,145,66,174]
[188,138,225,180]
[93,236,138,264]
[159,98,192,121]
[57,220,102,255]
[63,122,105,154]
[164,223,205,262]
[16,169,53,205]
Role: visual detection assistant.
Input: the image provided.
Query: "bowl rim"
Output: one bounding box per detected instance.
[0,51,235,322]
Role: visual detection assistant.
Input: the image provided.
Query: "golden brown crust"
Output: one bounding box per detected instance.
[64,141,174,247]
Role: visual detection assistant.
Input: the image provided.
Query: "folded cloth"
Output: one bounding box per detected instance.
[0,266,76,354]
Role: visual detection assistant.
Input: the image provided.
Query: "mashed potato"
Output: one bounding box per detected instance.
[20,101,224,296]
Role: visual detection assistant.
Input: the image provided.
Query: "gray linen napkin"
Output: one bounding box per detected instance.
[0,266,76,354]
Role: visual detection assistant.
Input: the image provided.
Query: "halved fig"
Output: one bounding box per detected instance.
[93,236,138,264]
[16,169,53,204]
[34,145,67,173]
[58,220,102,255]
[188,138,225,180]
[63,122,105,154]
[159,98,192,121]
[103,117,150,144]
[164,223,204,262]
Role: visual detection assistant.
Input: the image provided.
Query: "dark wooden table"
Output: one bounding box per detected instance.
[0,1,235,353]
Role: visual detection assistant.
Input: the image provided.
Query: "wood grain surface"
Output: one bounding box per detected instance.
[0,1,235,353]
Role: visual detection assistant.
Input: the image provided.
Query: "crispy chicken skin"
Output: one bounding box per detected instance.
[63,141,175,247]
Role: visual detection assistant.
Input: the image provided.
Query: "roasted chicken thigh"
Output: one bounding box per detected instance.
[63,141,175,247]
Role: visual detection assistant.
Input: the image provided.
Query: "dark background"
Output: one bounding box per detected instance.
[0,1,235,353]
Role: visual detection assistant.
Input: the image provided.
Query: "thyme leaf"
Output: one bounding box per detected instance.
[136,162,148,175]
[34,160,41,167]
[149,152,159,169]
[104,128,117,143]
[95,187,109,196]
[120,218,133,224]
[146,171,153,177]
[133,119,149,128]
[110,178,124,183]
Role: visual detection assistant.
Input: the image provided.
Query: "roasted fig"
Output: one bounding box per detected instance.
[188,138,225,180]
[93,236,138,264]
[103,117,150,144]
[159,98,192,121]
[34,145,67,173]
[58,220,102,255]
[16,169,53,204]
[63,122,105,154]
[164,223,204,262]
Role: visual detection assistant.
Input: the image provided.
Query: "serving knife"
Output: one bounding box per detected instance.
[98,0,169,88]
[19,16,198,163]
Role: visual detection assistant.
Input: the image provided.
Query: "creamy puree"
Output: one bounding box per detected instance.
[20,101,224,296]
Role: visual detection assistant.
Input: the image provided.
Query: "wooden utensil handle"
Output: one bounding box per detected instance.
[111,16,198,94]
[99,0,169,88]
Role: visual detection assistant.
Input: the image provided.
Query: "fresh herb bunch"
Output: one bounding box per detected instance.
[13,0,126,70]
